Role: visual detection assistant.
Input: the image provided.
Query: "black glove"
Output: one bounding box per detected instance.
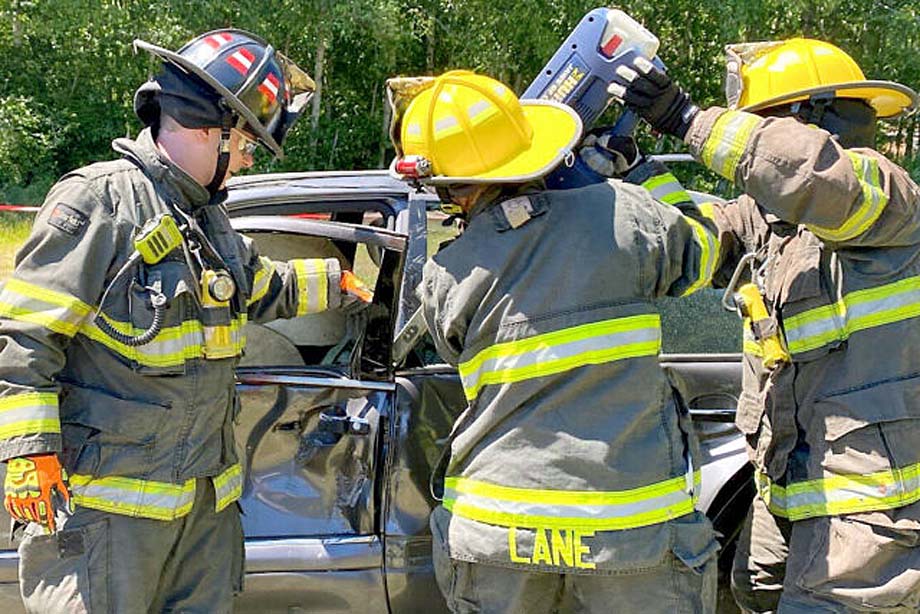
[609,56,699,140]
[578,132,642,178]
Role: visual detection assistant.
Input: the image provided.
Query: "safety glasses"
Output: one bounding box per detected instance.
[233,129,260,156]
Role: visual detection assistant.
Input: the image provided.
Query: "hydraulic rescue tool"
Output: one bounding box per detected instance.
[522,7,663,189]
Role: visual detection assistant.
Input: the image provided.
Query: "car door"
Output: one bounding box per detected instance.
[229,215,405,613]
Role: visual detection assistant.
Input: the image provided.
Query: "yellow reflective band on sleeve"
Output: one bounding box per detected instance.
[247,256,276,306]
[756,463,920,521]
[697,202,717,222]
[444,471,701,532]
[700,111,760,181]
[0,279,93,337]
[805,152,888,242]
[69,474,196,521]
[783,275,920,355]
[458,314,661,401]
[641,173,693,206]
[680,217,719,296]
[294,259,330,316]
[0,392,60,439]
[213,463,243,512]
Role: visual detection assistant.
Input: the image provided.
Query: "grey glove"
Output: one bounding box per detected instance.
[578,133,642,178]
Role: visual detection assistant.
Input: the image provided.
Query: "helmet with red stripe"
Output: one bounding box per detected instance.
[133,29,314,158]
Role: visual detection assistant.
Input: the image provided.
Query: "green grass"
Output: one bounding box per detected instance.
[0,212,33,280]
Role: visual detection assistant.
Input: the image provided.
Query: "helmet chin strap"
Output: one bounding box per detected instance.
[205,109,234,196]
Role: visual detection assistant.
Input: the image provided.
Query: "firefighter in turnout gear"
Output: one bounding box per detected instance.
[611,38,920,612]
[0,30,368,613]
[389,70,720,613]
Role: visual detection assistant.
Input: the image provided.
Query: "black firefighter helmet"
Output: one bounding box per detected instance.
[133,29,315,159]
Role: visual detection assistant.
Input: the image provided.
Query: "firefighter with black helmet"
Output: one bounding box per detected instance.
[610,38,920,611]
[388,70,720,613]
[0,30,368,612]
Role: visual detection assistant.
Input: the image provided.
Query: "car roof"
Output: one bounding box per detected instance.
[226,169,417,203]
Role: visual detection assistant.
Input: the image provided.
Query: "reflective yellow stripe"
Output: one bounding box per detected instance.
[213,463,243,512]
[784,275,920,355]
[458,314,661,401]
[641,172,692,206]
[294,259,330,316]
[0,279,93,337]
[444,472,701,531]
[70,474,196,521]
[697,202,716,222]
[0,392,60,439]
[681,216,719,296]
[202,314,248,359]
[247,256,276,306]
[700,111,760,180]
[757,464,920,521]
[806,152,888,242]
[78,313,247,367]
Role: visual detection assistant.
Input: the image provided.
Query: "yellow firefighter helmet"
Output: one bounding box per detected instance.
[725,38,917,118]
[388,70,582,184]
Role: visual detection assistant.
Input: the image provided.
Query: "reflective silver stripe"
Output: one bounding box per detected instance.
[784,276,920,355]
[443,472,701,531]
[213,463,243,512]
[435,116,459,133]
[459,315,661,401]
[248,256,276,306]
[806,152,888,242]
[81,316,204,367]
[294,259,329,316]
[467,100,492,119]
[681,217,719,296]
[701,111,760,180]
[0,392,60,438]
[0,278,93,337]
[70,474,196,521]
[758,464,920,521]
[642,173,692,206]
[445,485,689,518]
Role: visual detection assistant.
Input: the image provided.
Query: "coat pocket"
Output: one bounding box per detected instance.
[60,384,170,478]
[127,259,200,375]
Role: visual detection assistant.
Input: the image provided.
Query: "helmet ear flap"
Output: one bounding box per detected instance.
[133,80,162,130]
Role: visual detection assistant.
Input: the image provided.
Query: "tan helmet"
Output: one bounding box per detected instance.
[387,70,582,185]
[724,38,917,118]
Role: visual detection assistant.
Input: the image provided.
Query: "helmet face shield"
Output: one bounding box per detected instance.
[385,76,437,158]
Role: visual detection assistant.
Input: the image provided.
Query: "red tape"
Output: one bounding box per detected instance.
[0,204,39,213]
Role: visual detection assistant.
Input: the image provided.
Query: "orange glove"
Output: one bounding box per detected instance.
[4,453,72,532]
[340,271,374,303]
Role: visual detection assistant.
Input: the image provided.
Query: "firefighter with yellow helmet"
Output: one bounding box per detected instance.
[610,38,920,611]
[389,70,720,613]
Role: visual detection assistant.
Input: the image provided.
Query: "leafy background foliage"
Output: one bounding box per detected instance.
[1,0,918,199]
